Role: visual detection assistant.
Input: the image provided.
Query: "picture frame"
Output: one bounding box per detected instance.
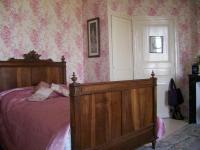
[149,36,163,53]
[87,17,100,57]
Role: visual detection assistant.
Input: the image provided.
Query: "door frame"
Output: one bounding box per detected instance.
[132,16,179,81]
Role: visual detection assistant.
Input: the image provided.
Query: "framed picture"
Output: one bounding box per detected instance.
[149,36,163,53]
[87,17,100,57]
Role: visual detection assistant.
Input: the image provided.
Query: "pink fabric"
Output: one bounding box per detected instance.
[157,117,165,139]
[0,87,70,150]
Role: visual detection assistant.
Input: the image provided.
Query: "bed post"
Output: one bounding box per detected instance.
[61,56,66,84]
[69,72,81,150]
[151,71,157,149]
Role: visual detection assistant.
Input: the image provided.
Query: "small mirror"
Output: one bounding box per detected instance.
[149,36,163,53]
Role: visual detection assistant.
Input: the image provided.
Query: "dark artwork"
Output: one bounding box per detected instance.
[90,22,97,53]
[87,17,100,57]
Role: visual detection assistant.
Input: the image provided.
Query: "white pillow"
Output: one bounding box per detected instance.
[27,87,53,101]
[34,81,50,91]
[51,83,69,97]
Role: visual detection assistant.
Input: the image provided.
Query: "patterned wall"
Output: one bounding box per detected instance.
[0,0,84,82]
[0,1,199,114]
[197,2,200,52]
[107,0,198,116]
[83,0,109,83]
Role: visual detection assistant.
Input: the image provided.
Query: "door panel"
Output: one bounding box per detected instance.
[110,15,133,81]
[133,17,176,117]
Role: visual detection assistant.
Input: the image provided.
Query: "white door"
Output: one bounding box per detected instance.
[109,15,133,81]
[133,17,177,118]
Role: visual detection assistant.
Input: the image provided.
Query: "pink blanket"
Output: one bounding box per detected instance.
[0,87,70,150]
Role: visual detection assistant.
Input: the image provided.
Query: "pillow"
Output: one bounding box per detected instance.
[51,83,69,97]
[34,81,50,92]
[27,87,53,101]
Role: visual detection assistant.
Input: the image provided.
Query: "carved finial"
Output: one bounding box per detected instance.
[61,56,65,62]
[151,70,155,78]
[71,72,77,83]
[23,50,41,61]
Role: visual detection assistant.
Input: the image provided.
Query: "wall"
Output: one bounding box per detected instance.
[107,0,198,117]
[83,0,110,83]
[197,2,200,53]
[0,0,84,82]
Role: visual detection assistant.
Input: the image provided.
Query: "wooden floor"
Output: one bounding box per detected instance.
[162,118,187,138]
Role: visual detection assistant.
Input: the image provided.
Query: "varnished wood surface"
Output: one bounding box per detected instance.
[0,58,66,91]
[70,76,157,150]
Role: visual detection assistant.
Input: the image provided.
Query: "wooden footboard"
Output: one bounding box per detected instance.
[69,73,157,150]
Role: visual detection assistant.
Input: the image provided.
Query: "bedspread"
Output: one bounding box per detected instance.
[0,87,70,150]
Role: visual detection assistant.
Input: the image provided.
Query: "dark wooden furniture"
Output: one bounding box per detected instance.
[0,51,157,150]
[0,51,66,92]
[188,74,200,123]
[70,73,157,150]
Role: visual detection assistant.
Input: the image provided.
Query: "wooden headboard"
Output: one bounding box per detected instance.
[0,51,66,92]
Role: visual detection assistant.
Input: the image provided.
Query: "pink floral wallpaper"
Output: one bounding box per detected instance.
[0,0,84,82]
[83,0,110,83]
[197,2,200,52]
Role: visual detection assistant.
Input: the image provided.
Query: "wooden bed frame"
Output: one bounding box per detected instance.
[0,51,66,91]
[70,73,157,150]
[0,51,157,150]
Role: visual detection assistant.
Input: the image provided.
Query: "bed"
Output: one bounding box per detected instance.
[0,51,157,150]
